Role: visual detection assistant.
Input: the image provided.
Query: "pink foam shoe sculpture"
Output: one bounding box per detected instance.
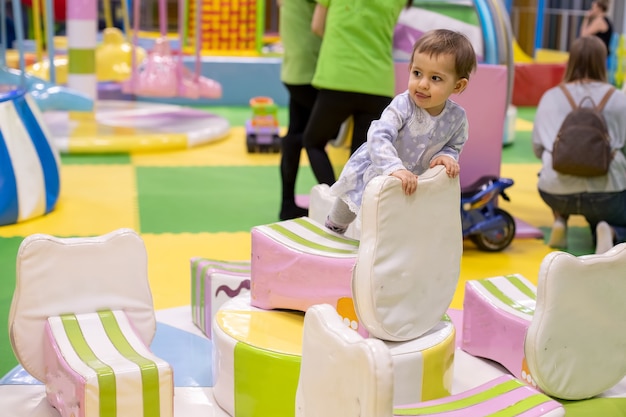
[462,244,626,400]
[122,37,222,99]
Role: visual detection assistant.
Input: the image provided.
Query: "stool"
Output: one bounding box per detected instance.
[214,295,456,417]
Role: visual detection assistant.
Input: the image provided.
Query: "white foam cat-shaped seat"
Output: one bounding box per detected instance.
[251,165,462,342]
[462,243,626,400]
[9,228,173,417]
[296,304,565,417]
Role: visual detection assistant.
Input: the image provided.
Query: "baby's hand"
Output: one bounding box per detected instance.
[390,169,418,195]
[430,156,460,178]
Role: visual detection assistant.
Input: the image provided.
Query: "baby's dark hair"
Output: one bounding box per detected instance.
[410,29,477,80]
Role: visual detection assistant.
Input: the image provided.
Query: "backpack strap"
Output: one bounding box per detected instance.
[559,84,578,109]
[596,87,615,111]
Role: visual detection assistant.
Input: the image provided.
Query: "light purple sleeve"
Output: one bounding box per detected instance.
[432,115,468,162]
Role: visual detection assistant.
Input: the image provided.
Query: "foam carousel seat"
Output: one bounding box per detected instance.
[252,165,462,342]
[190,257,251,338]
[213,294,456,417]
[44,309,172,417]
[296,304,565,417]
[462,243,626,400]
[9,229,173,417]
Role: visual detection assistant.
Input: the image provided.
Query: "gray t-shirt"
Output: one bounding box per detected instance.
[330,90,468,212]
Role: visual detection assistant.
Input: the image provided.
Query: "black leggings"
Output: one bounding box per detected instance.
[280,84,318,207]
[302,89,392,185]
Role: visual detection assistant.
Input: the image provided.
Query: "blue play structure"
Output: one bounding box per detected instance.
[0,0,93,112]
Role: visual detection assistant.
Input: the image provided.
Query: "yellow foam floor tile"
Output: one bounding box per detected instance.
[500,164,590,228]
[141,232,252,310]
[131,127,351,168]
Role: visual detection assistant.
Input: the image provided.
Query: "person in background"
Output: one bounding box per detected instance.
[580,0,613,55]
[2,1,16,49]
[532,35,626,254]
[301,0,414,187]
[325,29,477,235]
[277,0,321,220]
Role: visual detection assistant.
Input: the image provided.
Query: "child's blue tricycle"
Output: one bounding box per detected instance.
[461,176,516,252]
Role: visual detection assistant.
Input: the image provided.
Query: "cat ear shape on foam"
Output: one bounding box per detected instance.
[296,304,394,417]
[525,243,626,400]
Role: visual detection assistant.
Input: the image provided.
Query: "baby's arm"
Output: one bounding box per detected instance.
[430,155,459,178]
[431,111,467,178]
[369,94,413,175]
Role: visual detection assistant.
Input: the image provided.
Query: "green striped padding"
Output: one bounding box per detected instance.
[262,217,359,255]
[473,275,536,317]
[59,310,163,417]
[393,378,551,416]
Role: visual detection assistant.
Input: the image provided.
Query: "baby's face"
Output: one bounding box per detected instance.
[408,51,467,116]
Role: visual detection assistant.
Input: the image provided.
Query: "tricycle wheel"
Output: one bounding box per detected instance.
[469,208,516,252]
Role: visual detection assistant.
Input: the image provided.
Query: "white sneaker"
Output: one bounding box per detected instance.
[595,221,614,254]
[547,219,567,249]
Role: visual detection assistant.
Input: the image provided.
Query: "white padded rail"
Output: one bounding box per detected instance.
[9,228,156,382]
[353,166,462,341]
[45,309,173,417]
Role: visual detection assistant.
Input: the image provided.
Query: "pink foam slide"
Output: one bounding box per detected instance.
[190,258,251,338]
[122,37,222,99]
[462,274,535,382]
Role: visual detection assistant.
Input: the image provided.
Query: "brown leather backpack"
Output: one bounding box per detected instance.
[552,84,615,177]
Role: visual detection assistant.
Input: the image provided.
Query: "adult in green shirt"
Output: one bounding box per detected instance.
[303,0,414,186]
[278,0,322,220]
